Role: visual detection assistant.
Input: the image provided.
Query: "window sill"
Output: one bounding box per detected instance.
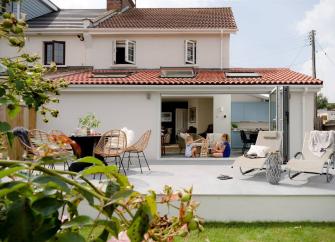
[111,64,137,68]
[44,65,67,68]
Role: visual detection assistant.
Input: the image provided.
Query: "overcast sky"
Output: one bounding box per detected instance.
[51,0,335,101]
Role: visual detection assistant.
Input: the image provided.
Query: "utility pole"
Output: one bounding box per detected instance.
[309,30,318,129]
[309,30,317,78]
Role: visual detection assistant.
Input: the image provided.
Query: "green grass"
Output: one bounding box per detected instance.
[175,222,335,242]
[80,222,335,242]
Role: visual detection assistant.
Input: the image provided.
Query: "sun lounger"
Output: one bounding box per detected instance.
[234,131,282,175]
[286,131,335,183]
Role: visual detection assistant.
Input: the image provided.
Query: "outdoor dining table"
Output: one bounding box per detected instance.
[69,135,102,172]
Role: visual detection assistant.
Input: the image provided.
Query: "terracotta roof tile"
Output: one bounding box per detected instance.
[61,68,323,86]
[95,8,237,30]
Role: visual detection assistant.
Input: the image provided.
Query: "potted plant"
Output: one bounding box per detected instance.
[79,113,101,135]
[231,122,238,131]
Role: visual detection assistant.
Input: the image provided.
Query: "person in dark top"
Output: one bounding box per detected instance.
[212,133,231,158]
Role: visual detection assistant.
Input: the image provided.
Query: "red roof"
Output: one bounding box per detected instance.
[95,8,237,30]
[60,68,322,86]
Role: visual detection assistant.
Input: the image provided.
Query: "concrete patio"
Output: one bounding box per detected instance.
[102,159,335,222]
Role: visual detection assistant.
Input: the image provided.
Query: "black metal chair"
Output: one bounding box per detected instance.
[240,130,253,154]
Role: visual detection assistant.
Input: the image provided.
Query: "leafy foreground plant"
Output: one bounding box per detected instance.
[0,157,203,242]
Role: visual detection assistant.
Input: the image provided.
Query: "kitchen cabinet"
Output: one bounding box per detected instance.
[232,102,269,122]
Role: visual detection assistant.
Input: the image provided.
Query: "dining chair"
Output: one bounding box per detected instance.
[124,130,151,173]
[94,129,127,175]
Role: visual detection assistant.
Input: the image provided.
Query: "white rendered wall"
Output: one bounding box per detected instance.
[289,90,316,158]
[213,95,231,135]
[87,34,230,69]
[0,36,86,66]
[1,33,230,69]
[37,91,160,160]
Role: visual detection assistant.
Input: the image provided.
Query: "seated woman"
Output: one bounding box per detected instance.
[212,134,231,158]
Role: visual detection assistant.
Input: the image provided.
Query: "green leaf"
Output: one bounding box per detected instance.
[105,181,120,198]
[76,187,94,206]
[0,121,11,133]
[14,79,24,91]
[0,181,27,197]
[4,198,35,242]
[80,165,117,177]
[6,131,14,147]
[54,231,85,242]
[39,156,67,165]
[113,172,131,188]
[143,191,157,221]
[109,189,134,203]
[75,156,105,166]
[7,104,20,118]
[0,166,25,179]
[127,206,150,242]
[32,197,63,216]
[33,175,70,193]
[61,215,93,229]
[32,213,61,242]
[96,218,120,238]
[0,87,5,97]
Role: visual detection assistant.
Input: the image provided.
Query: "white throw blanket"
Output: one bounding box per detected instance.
[308,131,335,157]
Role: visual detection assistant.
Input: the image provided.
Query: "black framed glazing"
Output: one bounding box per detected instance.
[43,41,66,65]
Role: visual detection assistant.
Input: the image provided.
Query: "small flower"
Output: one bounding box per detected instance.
[108,231,130,242]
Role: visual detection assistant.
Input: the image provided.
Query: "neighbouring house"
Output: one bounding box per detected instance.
[0,0,322,161]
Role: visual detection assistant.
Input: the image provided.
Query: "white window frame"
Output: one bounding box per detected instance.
[125,40,136,64]
[185,40,197,65]
[113,40,136,65]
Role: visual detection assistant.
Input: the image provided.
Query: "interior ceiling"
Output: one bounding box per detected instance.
[162,94,269,102]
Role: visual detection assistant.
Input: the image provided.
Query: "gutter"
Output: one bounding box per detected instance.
[26,28,238,35]
[61,84,322,93]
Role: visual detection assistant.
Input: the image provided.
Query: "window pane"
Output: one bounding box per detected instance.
[186,41,196,64]
[128,42,135,63]
[45,44,53,65]
[54,42,64,64]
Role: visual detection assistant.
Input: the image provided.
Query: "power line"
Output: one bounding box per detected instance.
[288,44,308,68]
[316,39,335,67]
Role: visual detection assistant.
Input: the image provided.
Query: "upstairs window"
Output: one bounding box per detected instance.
[44,41,65,65]
[114,40,136,65]
[185,40,197,65]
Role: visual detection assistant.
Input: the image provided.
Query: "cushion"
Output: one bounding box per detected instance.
[263,132,278,139]
[247,145,270,158]
[121,127,134,147]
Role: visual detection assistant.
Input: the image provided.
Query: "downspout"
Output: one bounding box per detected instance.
[220,30,223,70]
[302,87,308,146]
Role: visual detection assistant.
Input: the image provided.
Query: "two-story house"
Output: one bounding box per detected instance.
[0,0,322,161]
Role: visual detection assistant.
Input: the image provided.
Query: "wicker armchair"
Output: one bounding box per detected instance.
[94,130,127,174]
[125,130,151,173]
[17,129,50,158]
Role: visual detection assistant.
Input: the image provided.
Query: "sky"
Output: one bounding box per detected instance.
[51,0,335,102]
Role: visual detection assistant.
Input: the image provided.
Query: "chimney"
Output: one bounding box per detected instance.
[107,0,135,11]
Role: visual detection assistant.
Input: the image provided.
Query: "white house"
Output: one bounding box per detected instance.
[0,0,322,161]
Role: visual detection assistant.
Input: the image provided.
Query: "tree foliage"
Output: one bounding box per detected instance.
[0,0,68,137]
[0,156,203,242]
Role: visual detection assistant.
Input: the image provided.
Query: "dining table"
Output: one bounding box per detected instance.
[69,135,102,172]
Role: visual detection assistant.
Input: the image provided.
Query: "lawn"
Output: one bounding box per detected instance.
[81,222,335,242]
[175,222,335,242]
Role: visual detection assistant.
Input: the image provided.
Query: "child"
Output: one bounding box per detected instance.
[212,134,231,158]
[185,136,201,158]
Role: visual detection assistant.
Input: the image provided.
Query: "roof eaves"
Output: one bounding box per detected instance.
[40,0,60,11]
[88,28,238,33]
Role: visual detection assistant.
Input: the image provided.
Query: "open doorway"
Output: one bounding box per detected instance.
[160,91,286,159]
